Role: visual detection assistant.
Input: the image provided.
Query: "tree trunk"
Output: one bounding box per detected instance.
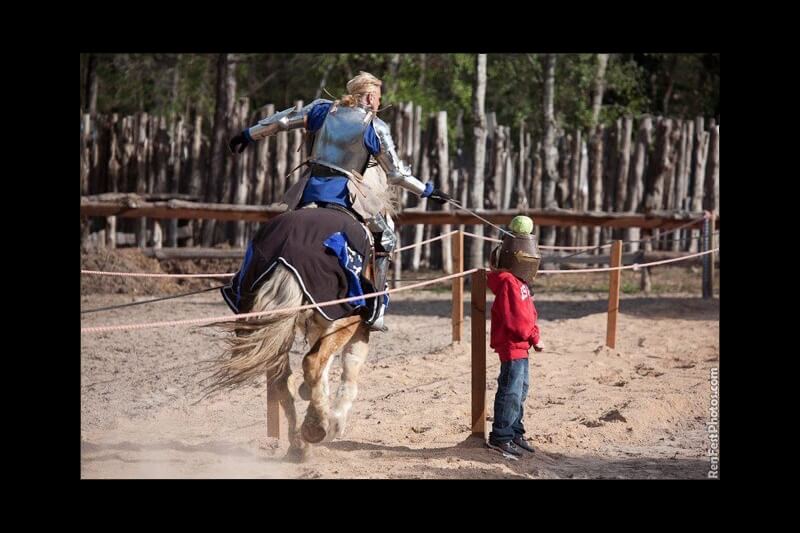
[469,54,488,270]
[106,113,120,249]
[689,117,709,252]
[314,61,334,99]
[662,55,679,115]
[590,54,610,127]
[288,100,303,188]
[166,115,184,247]
[253,104,274,206]
[516,123,529,209]
[152,116,169,248]
[541,54,558,250]
[490,121,505,210]
[603,119,620,212]
[202,53,234,246]
[568,129,582,245]
[663,119,681,214]
[234,97,251,248]
[578,138,589,246]
[186,113,203,246]
[413,104,423,177]
[588,125,604,250]
[85,54,98,116]
[672,119,693,250]
[503,127,514,210]
[135,112,149,247]
[531,141,542,208]
[704,125,719,213]
[624,115,652,251]
[615,117,633,213]
[81,113,91,196]
[411,133,430,272]
[220,57,239,244]
[644,118,674,214]
[275,120,288,203]
[437,111,452,274]
[556,133,571,245]
[387,54,401,97]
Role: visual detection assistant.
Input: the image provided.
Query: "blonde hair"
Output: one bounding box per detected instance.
[339,71,382,107]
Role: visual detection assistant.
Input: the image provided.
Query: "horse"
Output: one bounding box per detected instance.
[203,165,395,462]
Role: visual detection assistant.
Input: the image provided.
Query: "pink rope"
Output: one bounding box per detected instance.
[394,230,458,253]
[81,268,480,334]
[82,247,719,334]
[461,230,612,250]
[537,248,719,274]
[81,269,234,279]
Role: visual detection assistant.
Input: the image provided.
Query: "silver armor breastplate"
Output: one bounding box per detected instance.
[310,105,371,175]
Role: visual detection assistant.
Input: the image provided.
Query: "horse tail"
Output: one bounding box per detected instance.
[203,264,304,395]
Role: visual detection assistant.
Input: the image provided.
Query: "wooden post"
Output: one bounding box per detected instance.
[578,138,589,247]
[266,377,280,439]
[615,117,633,219]
[625,116,652,252]
[234,98,251,248]
[186,113,203,246]
[152,116,169,249]
[81,113,93,195]
[412,114,433,271]
[275,119,288,202]
[704,125,720,215]
[530,141,542,209]
[253,104,273,203]
[471,268,487,438]
[437,111,452,274]
[167,115,183,247]
[135,112,149,248]
[588,125,604,260]
[689,117,709,253]
[452,230,464,343]
[702,212,715,299]
[288,100,303,188]
[107,113,120,249]
[568,129,582,246]
[606,240,623,348]
[413,104,423,177]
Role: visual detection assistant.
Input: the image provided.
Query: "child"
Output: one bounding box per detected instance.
[486,216,543,459]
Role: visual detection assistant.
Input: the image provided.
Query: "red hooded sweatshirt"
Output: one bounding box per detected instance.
[487,270,540,362]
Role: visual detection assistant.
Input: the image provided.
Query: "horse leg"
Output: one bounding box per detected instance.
[295,311,326,402]
[269,367,310,462]
[300,315,362,444]
[327,323,370,440]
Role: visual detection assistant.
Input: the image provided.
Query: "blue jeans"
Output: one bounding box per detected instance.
[489,358,529,444]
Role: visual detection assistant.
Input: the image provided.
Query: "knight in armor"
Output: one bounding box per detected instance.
[228,71,452,332]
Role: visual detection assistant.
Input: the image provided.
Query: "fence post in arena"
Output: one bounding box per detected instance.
[605,240,623,349]
[471,268,487,438]
[452,230,464,343]
[702,211,715,299]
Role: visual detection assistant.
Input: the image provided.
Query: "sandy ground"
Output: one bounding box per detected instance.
[81,277,719,479]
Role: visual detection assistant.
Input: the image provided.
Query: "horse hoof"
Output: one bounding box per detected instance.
[298,383,311,401]
[327,414,346,440]
[285,446,312,463]
[301,422,327,444]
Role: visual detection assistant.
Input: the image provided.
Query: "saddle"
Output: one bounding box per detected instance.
[306,202,379,295]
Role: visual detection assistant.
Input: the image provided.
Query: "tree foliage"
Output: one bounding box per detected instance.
[81,52,719,145]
